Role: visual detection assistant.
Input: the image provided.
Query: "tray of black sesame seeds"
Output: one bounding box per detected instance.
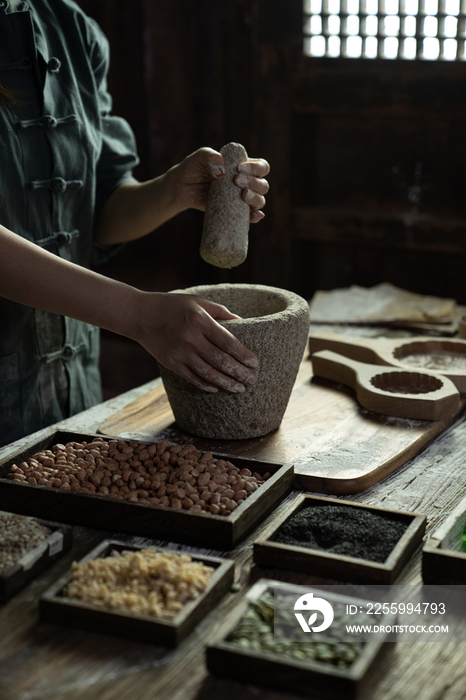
[206,578,396,700]
[0,430,294,550]
[423,493,466,584]
[253,494,426,584]
[0,510,72,602]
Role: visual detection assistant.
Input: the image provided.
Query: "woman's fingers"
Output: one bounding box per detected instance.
[197,341,258,388]
[249,209,265,223]
[235,173,269,196]
[196,298,256,359]
[187,314,259,391]
[197,299,259,369]
[137,293,260,393]
[235,160,270,220]
[237,176,267,213]
[191,356,251,393]
[170,149,270,216]
[207,325,258,369]
[238,158,270,178]
[162,341,257,394]
[242,188,266,213]
[173,364,219,393]
[174,357,253,395]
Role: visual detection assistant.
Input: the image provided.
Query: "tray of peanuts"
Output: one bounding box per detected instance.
[40,540,235,645]
[0,431,294,549]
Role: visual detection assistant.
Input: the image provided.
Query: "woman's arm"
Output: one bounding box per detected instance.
[93,147,270,246]
[0,224,258,393]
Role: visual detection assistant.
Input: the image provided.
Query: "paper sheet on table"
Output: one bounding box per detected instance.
[309,283,457,325]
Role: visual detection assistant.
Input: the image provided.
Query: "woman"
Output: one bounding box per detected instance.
[0,0,270,445]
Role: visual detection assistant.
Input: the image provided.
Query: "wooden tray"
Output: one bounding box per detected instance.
[0,431,293,550]
[253,495,426,584]
[422,494,466,584]
[206,578,394,700]
[0,513,73,602]
[40,540,234,646]
[97,355,466,495]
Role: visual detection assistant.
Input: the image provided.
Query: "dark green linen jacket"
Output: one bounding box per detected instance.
[0,0,139,445]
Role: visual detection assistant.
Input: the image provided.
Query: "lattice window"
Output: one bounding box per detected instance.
[303,0,466,60]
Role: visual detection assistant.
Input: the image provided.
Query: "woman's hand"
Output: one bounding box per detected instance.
[128,290,259,393]
[167,147,270,223]
[94,146,270,246]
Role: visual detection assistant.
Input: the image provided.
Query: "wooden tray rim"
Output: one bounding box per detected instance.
[0,513,73,601]
[40,539,235,642]
[423,493,466,555]
[207,578,394,685]
[254,494,427,573]
[0,513,72,579]
[0,430,294,548]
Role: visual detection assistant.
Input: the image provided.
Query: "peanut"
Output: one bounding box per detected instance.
[5,438,269,517]
[198,472,210,487]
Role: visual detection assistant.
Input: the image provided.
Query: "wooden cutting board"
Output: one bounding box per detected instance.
[98,354,466,495]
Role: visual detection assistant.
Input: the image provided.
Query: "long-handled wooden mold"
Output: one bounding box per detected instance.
[311,350,461,420]
[309,332,466,393]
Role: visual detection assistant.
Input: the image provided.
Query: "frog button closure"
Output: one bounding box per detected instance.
[47,57,61,73]
[52,177,67,193]
[41,115,58,129]
[56,232,71,246]
[63,346,74,359]
[0,0,9,9]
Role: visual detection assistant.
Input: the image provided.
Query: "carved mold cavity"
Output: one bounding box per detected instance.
[393,341,466,372]
[371,371,443,395]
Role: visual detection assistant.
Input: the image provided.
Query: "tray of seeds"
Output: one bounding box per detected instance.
[0,431,293,550]
[0,510,72,602]
[206,578,395,700]
[423,493,466,584]
[253,494,426,584]
[40,539,234,645]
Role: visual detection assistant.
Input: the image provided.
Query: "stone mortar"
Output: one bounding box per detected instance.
[157,283,311,440]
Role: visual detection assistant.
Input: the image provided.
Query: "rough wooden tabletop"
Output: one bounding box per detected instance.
[2,329,466,700]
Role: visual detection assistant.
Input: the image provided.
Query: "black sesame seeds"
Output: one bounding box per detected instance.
[273,504,410,563]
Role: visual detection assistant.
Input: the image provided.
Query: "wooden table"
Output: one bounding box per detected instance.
[2,334,466,700]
